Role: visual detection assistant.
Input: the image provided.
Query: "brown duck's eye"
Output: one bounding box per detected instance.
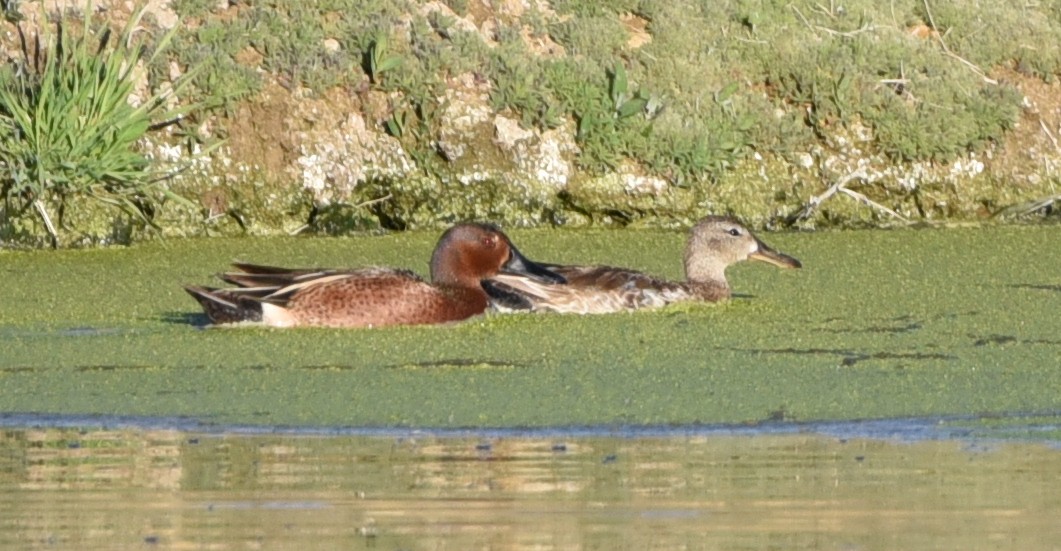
[481,235,498,248]
[728,228,741,236]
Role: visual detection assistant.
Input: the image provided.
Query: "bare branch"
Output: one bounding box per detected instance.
[791,4,874,38]
[837,187,910,222]
[783,168,911,225]
[993,194,1061,218]
[783,168,867,225]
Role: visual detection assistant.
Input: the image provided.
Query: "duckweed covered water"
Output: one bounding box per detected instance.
[0,225,1059,430]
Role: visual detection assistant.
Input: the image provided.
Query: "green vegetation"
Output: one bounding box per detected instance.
[157,0,1055,170]
[0,3,202,247]
[4,0,1061,244]
[161,0,1059,233]
[164,0,412,109]
[164,14,259,114]
[755,5,1023,161]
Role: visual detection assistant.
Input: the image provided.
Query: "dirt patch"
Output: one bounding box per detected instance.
[224,81,300,178]
[621,13,651,49]
[15,0,177,29]
[990,68,1061,190]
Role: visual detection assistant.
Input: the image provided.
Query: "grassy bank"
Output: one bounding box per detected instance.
[2,1,1061,243]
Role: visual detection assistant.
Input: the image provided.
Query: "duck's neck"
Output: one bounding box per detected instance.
[685,245,731,299]
[684,279,732,302]
[683,253,730,289]
[683,262,731,302]
[438,283,490,315]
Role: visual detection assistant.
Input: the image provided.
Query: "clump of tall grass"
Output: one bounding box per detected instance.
[0,3,198,247]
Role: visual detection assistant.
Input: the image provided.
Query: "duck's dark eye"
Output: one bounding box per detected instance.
[727,228,741,236]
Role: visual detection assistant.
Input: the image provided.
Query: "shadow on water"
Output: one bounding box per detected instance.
[969,333,1061,346]
[158,311,209,327]
[1009,283,1061,292]
[814,321,924,334]
[733,346,957,366]
[2,411,1058,444]
[73,364,162,373]
[0,326,132,339]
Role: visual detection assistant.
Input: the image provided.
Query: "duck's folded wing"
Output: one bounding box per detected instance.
[483,267,636,314]
[487,264,692,314]
[221,264,423,305]
[220,262,335,289]
[545,264,669,291]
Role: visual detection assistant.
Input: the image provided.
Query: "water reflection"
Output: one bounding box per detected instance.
[1,428,1058,549]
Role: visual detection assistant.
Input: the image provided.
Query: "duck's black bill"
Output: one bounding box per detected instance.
[750,239,802,269]
[502,245,567,284]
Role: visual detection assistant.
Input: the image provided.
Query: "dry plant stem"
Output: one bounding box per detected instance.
[353,193,393,210]
[33,199,58,248]
[837,186,909,222]
[204,212,226,223]
[792,5,875,38]
[1038,119,1059,150]
[996,194,1061,217]
[787,168,909,225]
[805,168,868,212]
[790,6,819,39]
[289,194,394,235]
[921,0,998,85]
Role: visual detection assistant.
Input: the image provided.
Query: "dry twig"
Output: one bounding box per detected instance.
[837,187,909,221]
[791,5,875,38]
[290,193,395,235]
[784,168,910,225]
[33,200,58,249]
[353,193,393,210]
[921,0,997,85]
[992,194,1061,218]
[1039,119,1059,150]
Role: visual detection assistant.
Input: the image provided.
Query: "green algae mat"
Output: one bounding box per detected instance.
[1,225,1059,429]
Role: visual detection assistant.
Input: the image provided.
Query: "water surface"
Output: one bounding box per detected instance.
[1,427,1058,550]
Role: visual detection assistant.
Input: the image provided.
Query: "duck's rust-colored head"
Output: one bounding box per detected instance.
[429,223,565,287]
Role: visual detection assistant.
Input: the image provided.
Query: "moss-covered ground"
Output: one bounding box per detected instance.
[6,1,1061,245]
[1,224,1059,429]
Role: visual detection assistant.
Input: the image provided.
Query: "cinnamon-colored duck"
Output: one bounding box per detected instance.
[184,223,564,327]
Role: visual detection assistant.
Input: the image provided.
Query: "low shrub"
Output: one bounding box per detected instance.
[0,3,201,246]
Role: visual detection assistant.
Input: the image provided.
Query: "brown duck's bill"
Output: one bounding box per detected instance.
[750,239,802,269]
[501,244,567,284]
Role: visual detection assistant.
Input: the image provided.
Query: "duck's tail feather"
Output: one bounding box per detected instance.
[183,285,265,324]
[230,262,301,274]
[221,263,330,289]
